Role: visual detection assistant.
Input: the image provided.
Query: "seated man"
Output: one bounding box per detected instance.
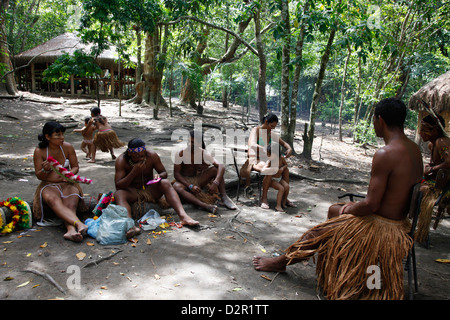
[253,98,423,300]
[416,113,450,242]
[114,138,199,237]
[172,130,237,213]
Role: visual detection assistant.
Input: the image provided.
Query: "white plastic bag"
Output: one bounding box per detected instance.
[137,209,166,231]
[96,204,135,245]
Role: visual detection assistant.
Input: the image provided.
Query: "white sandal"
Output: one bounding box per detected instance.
[36,218,63,227]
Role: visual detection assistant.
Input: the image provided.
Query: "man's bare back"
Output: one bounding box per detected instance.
[370,136,423,220]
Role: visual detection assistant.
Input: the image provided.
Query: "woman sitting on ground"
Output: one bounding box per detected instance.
[32,121,88,242]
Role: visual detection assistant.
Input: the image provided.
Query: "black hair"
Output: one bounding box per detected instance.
[374,98,406,128]
[124,138,146,161]
[38,121,66,149]
[422,114,445,127]
[128,138,146,149]
[189,129,206,149]
[90,106,101,116]
[262,112,278,124]
[84,116,91,124]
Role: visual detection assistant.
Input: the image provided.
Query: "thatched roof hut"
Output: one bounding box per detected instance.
[409,70,450,142]
[14,32,137,98]
[14,32,124,68]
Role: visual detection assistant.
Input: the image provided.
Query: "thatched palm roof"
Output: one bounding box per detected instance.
[409,70,450,113]
[14,32,131,69]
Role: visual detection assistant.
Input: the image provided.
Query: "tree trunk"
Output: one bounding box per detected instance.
[180,26,209,114]
[254,5,267,123]
[338,45,351,141]
[302,28,336,159]
[142,26,167,119]
[0,0,18,96]
[285,1,308,151]
[134,26,142,84]
[280,0,291,144]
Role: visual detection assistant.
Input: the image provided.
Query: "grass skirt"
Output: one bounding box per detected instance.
[131,189,170,220]
[172,176,220,205]
[94,130,125,152]
[285,214,412,300]
[416,182,439,243]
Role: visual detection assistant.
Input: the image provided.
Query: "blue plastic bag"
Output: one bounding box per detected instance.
[96,204,135,245]
[85,217,102,239]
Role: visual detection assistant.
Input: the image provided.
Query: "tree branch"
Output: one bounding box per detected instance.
[161,16,259,56]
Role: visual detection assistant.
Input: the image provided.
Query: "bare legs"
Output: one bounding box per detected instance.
[259,166,295,211]
[114,179,199,238]
[253,222,328,272]
[41,185,87,242]
[173,167,237,212]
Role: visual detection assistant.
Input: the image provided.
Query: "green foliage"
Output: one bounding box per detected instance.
[42,50,102,83]
[7,0,450,144]
[178,61,204,96]
[352,120,377,146]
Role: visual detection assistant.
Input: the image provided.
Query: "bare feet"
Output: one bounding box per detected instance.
[222,195,237,210]
[285,200,297,208]
[75,221,88,237]
[260,202,270,209]
[126,225,142,239]
[275,206,285,212]
[64,229,83,242]
[180,215,200,227]
[252,256,287,273]
[87,159,96,163]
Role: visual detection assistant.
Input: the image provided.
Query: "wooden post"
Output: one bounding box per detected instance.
[70,75,75,96]
[31,63,36,93]
[110,65,115,98]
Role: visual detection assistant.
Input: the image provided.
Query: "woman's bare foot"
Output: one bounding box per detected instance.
[252,256,287,273]
[286,200,297,208]
[275,206,285,212]
[75,221,88,237]
[64,229,83,242]
[260,202,270,209]
[87,159,96,163]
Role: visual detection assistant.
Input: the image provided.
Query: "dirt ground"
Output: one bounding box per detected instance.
[0,92,449,304]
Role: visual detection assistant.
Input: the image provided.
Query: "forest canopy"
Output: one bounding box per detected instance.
[2,0,449,158]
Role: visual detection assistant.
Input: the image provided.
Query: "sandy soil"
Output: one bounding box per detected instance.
[0,92,448,304]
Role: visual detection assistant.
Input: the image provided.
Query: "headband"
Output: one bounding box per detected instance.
[127,146,146,153]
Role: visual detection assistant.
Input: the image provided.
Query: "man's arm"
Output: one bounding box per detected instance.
[151,152,168,179]
[341,149,390,216]
[115,156,141,190]
[429,138,450,173]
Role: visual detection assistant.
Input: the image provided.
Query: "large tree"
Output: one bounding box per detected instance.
[0,0,18,96]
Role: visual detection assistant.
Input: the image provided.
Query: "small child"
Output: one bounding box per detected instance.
[89,107,125,163]
[73,116,95,159]
[261,142,291,212]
